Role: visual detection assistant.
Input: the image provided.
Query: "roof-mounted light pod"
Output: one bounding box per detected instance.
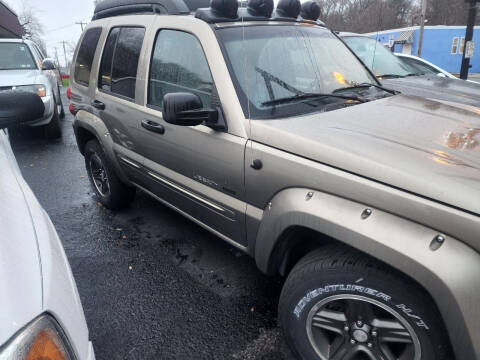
[241,0,274,18]
[211,0,239,18]
[272,0,301,20]
[300,0,320,21]
[195,0,239,22]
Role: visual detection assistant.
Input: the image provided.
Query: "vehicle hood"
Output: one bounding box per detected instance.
[0,69,41,87]
[382,75,480,107]
[250,94,480,216]
[0,135,43,345]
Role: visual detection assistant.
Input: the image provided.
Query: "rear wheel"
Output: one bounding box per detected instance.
[84,139,135,210]
[279,246,452,360]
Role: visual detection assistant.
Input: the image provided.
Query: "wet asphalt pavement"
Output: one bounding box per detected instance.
[10,89,295,360]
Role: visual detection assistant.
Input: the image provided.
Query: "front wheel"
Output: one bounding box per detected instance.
[43,100,62,139]
[57,86,65,119]
[279,246,453,360]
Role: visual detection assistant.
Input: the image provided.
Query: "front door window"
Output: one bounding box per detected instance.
[148,30,214,109]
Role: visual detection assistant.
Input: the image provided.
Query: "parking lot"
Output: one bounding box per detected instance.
[10,89,295,360]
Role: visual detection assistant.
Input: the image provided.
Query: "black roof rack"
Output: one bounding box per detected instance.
[92,0,210,19]
[92,0,326,26]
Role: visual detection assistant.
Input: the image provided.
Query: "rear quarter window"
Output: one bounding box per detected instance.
[98,28,120,92]
[74,27,102,87]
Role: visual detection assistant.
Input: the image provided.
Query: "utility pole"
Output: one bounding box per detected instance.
[460,0,479,80]
[417,0,427,57]
[75,21,87,31]
[61,41,68,70]
[54,47,61,69]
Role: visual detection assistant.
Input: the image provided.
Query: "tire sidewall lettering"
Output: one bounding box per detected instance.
[293,283,429,331]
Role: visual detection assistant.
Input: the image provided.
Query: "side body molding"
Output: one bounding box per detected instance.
[254,187,480,360]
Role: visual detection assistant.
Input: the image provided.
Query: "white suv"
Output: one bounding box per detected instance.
[0,39,65,138]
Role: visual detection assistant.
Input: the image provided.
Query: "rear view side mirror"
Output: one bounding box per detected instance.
[162,92,226,130]
[42,58,56,70]
[437,73,447,78]
[0,91,45,129]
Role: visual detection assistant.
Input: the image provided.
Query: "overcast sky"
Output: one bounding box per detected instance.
[7,0,95,66]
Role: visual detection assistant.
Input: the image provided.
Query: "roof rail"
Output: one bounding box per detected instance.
[92,0,210,19]
[91,0,326,25]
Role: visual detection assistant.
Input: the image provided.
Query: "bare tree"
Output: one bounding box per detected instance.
[16,0,47,54]
[318,0,416,33]
[426,0,479,25]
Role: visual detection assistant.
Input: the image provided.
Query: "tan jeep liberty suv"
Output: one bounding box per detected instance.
[70,0,480,358]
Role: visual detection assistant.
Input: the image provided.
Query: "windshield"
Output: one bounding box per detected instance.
[342,36,414,78]
[0,43,37,70]
[217,25,377,119]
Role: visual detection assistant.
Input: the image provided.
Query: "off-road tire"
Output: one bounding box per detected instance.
[84,139,135,210]
[44,100,62,139]
[279,246,453,360]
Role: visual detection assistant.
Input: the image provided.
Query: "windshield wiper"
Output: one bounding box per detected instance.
[378,74,405,79]
[333,83,398,95]
[379,73,419,79]
[261,93,365,107]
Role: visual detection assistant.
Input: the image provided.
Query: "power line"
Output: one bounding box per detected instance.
[45,19,89,34]
[75,21,87,31]
[45,23,76,33]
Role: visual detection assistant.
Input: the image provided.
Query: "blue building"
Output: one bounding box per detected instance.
[364,26,480,74]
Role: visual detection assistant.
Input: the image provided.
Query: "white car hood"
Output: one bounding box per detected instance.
[0,132,91,359]
[0,132,43,345]
[0,69,39,87]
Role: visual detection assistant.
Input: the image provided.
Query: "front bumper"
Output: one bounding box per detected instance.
[26,95,54,127]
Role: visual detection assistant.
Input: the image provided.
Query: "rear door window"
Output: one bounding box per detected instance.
[74,27,102,87]
[98,28,120,92]
[99,27,145,100]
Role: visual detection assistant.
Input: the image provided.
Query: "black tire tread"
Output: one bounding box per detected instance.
[282,246,398,294]
[58,86,65,119]
[44,102,62,139]
[85,139,135,210]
